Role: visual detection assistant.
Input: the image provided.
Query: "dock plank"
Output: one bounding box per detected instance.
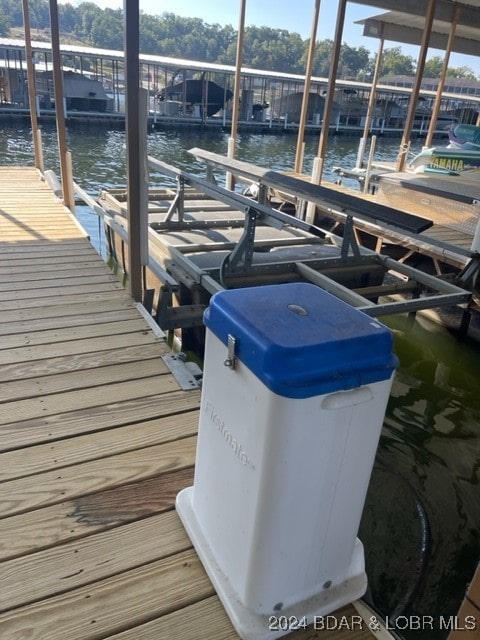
[0,264,113,283]
[423,225,473,250]
[104,597,369,640]
[0,549,214,640]
[0,242,95,257]
[0,358,171,403]
[0,228,88,241]
[0,317,153,351]
[0,296,134,323]
[0,280,124,303]
[0,253,105,269]
[0,511,192,612]
[105,596,239,640]
[0,390,200,451]
[0,273,121,294]
[0,344,167,383]
[0,330,163,365]
[0,468,195,561]
[0,411,198,481]
[0,374,180,424]
[0,289,135,311]
[0,307,144,337]
[0,435,196,517]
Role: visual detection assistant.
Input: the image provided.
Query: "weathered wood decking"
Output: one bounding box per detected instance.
[0,167,385,639]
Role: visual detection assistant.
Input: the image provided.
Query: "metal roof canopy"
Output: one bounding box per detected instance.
[0,36,310,82]
[351,0,480,57]
[1,36,478,104]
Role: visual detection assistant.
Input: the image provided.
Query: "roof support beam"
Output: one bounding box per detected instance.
[48,0,75,212]
[22,0,43,171]
[425,2,461,147]
[124,0,147,302]
[396,0,436,171]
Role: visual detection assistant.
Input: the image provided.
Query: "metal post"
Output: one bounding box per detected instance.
[138,88,149,266]
[269,84,274,128]
[363,134,377,194]
[226,0,246,191]
[312,0,347,185]
[223,81,228,126]
[396,0,437,171]
[124,0,145,302]
[305,0,346,224]
[294,0,321,175]
[424,3,461,148]
[48,0,75,211]
[357,30,384,169]
[22,0,43,171]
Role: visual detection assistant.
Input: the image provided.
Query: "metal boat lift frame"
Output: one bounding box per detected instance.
[90,152,473,335]
[139,155,472,329]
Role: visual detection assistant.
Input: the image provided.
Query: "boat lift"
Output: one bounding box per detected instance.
[96,152,474,341]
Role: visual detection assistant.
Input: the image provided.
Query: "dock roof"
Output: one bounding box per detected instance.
[353,0,480,57]
[0,36,479,105]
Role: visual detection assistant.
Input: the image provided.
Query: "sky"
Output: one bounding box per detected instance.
[63,0,479,75]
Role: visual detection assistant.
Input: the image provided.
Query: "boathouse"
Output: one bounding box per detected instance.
[0,34,478,134]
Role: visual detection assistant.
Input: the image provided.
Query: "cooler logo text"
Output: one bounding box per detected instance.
[205,400,255,470]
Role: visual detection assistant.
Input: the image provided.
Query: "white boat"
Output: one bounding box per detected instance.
[408,145,480,175]
[448,123,480,151]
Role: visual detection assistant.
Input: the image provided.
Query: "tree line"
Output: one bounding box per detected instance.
[0,0,477,80]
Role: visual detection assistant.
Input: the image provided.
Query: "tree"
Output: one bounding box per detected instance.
[315,39,335,77]
[59,3,78,34]
[380,47,415,76]
[0,0,23,28]
[0,8,10,36]
[245,27,304,73]
[74,2,104,42]
[90,9,123,49]
[446,65,477,80]
[299,40,374,79]
[139,13,162,53]
[28,0,50,29]
[424,56,444,77]
[339,43,371,79]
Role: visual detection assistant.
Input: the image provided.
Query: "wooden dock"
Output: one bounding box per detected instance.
[0,166,388,639]
[449,562,480,640]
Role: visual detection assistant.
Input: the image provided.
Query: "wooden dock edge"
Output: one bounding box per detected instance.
[448,562,480,640]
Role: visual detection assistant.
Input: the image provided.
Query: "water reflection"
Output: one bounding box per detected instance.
[361,315,480,639]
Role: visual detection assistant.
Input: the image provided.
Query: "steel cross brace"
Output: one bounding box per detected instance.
[164,175,185,222]
[457,253,480,295]
[219,207,259,287]
[340,214,361,259]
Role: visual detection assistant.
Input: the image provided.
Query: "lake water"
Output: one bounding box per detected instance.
[1,122,479,638]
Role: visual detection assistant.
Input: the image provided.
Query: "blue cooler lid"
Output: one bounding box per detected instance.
[204,283,398,398]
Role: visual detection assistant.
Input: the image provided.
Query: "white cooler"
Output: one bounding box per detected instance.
[176,282,398,639]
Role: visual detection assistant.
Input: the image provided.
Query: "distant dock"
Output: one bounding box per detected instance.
[0,103,451,139]
[0,35,477,139]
